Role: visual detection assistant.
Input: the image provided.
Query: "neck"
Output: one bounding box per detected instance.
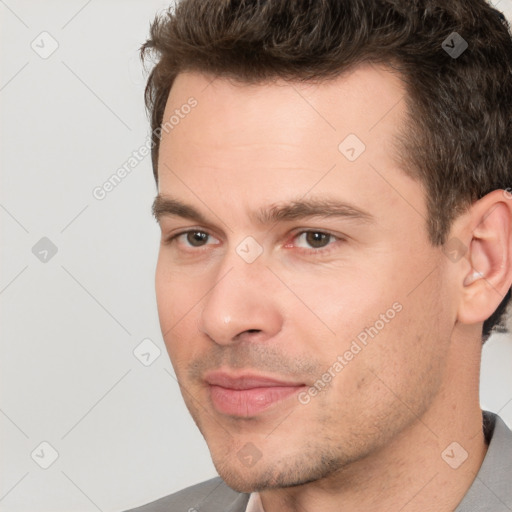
[260,330,487,512]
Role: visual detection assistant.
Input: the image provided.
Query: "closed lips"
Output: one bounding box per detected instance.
[204,372,305,389]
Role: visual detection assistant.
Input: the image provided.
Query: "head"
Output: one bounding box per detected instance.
[142,0,512,493]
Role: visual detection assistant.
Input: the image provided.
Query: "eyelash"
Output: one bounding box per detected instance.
[163,229,344,255]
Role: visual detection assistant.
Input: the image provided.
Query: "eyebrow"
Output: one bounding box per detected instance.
[152,194,374,226]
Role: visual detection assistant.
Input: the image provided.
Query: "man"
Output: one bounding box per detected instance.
[128,0,512,510]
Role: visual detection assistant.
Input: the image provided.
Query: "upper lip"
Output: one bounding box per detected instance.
[204,371,305,390]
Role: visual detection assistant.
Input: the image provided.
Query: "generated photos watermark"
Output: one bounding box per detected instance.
[298,301,403,405]
[92,97,198,201]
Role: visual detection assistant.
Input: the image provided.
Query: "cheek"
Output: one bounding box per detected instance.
[155,258,207,360]
[343,273,449,414]
[155,252,209,321]
[281,264,398,349]
[287,257,449,393]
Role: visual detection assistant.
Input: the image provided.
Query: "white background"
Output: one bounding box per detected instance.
[1,1,512,511]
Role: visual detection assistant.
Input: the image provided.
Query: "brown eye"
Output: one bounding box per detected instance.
[304,231,332,249]
[186,231,209,247]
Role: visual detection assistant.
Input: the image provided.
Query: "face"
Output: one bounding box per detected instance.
[154,65,457,492]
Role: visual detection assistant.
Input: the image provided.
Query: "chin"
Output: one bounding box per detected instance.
[211,453,279,492]
[215,469,288,494]
[212,451,343,494]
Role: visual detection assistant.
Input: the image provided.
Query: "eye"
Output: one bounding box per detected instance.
[288,230,342,252]
[296,231,333,249]
[183,230,210,247]
[165,229,219,248]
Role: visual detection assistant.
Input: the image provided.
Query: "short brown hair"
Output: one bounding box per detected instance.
[141,0,512,340]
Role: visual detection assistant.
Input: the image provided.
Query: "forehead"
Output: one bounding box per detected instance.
[156,64,424,231]
[159,63,407,173]
[163,64,405,153]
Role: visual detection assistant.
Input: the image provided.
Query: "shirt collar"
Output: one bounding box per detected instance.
[245,490,265,512]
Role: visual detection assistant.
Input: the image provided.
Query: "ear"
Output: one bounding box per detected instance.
[456,189,512,325]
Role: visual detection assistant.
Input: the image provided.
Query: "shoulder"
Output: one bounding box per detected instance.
[124,476,250,512]
[455,412,512,511]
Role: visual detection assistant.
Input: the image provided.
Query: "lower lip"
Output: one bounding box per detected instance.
[209,385,305,417]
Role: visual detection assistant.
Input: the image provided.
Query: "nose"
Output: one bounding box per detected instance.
[199,255,283,346]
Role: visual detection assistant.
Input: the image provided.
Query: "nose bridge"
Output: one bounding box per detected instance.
[199,242,282,344]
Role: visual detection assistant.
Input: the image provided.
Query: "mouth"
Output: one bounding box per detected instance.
[204,371,307,417]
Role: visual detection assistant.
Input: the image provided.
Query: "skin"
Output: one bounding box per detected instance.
[154,64,512,511]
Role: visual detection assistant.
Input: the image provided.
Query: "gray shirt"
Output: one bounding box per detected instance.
[455,412,512,511]
[125,412,512,512]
